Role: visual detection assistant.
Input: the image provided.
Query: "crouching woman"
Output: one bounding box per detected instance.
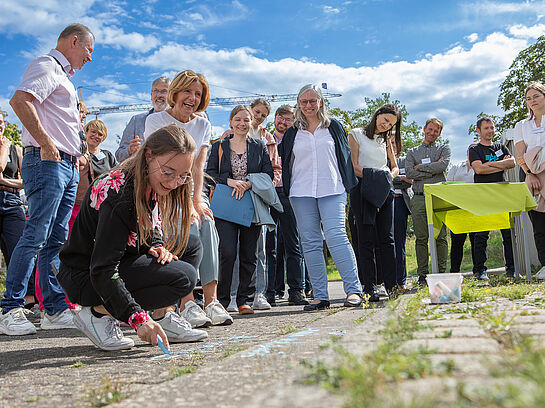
[58,124,208,351]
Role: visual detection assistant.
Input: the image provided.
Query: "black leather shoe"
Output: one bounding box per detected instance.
[265,294,277,307]
[303,300,330,311]
[288,292,309,305]
[344,294,363,307]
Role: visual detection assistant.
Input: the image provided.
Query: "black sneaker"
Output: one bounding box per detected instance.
[417,276,427,287]
[265,294,277,307]
[288,292,309,306]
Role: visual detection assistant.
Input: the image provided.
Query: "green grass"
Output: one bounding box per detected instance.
[0,268,5,295]
[85,376,129,407]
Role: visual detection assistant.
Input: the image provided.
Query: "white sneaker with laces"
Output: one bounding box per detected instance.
[252,292,271,310]
[227,296,238,313]
[158,311,208,343]
[73,307,134,351]
[180,300,212,328]
[536,266,545,280]
[205,299,233,326]
[40,308,77,330]
[0,307,37,335]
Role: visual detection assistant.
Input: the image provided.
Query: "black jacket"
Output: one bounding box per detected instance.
[207,136,274,184]
[357,167,394,225]
[278,118,358,196]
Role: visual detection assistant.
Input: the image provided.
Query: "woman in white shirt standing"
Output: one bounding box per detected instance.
[348,105,401,301]
[279,84,363,310]
[144,70,232,328]
[515,82,545,277]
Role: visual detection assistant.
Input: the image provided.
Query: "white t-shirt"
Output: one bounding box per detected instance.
[514,115,545,150]
[18,49,82,157]
[349,128,388,170]
[290,123,344,198]
[446,162,474,183]
[144,111,211,154]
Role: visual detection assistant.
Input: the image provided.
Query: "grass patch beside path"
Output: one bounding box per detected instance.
[0,268,5,295]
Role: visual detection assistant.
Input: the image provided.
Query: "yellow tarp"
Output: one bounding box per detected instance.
[424,182,537,237]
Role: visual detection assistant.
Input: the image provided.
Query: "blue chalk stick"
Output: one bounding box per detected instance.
[157,334,171,355]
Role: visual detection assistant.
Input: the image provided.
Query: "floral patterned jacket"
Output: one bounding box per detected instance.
[60,170,163,323]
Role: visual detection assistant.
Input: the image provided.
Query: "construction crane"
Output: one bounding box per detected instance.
[86,92,342,117]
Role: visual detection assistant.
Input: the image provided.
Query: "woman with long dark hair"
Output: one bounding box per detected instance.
[349,104,402,301]
[58,124,208,351]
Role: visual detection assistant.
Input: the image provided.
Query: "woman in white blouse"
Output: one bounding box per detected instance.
[279,84,363,310]
[348,105,401,301]
[515,82,545,277]
[144,70,233,328]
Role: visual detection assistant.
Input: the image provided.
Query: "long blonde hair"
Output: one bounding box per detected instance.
[118,124,196,255]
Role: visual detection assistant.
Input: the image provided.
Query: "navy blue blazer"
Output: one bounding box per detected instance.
[278,118,358,196]
[207,136,274,184]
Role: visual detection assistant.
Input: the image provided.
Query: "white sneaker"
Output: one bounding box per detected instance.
[0,308,37,336]
[73,307,134,351]
[205,299,233,326]
[158,311,208,343]
[180,300,212,328]
[40,308,77,330]
[227,296,238,313]
[252,292,271,310]
[536,266,545,280]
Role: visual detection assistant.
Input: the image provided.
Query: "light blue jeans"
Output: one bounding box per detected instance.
[1,151,78,314]
[290,193,362,301]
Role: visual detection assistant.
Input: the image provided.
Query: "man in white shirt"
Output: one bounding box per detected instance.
[0,24,94,336]
[115,77,170,162]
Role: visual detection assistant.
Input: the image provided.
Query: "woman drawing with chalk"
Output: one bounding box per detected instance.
[58,124,208,351]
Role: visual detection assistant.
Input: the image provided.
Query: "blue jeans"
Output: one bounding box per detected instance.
[290,194,362,301]
[1,152,78,314]
[0,191,26,266]
[393,196,410,285]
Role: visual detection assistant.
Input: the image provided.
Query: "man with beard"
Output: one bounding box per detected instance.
[115,77,170,162]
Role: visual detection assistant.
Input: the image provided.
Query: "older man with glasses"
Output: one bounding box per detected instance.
[115,77,170,162]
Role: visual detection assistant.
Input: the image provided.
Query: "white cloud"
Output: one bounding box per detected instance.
[323,5,341,14]
[127,27,534,162]
[0,0,160,54]
[508,23,545,38]
[170,0,249,33]
[466,32,479,42]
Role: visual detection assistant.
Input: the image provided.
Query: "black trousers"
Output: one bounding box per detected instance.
[58,232,201,316]
[350,185,396,292]
[450,232,475,273]
[216,219,261,308]
[472,229,514,274]
[266,187,305,297]
[529,210,545,266]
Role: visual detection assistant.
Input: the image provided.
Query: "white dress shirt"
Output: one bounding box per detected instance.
[17,49,82,156]
[349,128,388,170]
[289,123,344,198]
[514,115,545,149]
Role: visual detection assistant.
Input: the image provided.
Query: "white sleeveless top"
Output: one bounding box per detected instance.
[349,128,388,170]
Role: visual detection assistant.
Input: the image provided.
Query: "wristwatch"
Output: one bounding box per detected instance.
[527,169,533,175]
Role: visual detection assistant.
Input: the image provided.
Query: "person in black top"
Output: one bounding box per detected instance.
[58,124,208,351]
[468,117,516,280]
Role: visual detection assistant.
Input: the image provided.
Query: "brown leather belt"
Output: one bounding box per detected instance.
[0,185,19,194]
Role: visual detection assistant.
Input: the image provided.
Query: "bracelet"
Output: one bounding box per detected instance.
[128,311,151,331]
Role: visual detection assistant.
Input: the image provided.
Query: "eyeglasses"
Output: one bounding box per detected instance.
[155,158,192,185]
[526,94,544,102]
[299,99,319,106]
[276,116,294,123]
[152,89,168,95]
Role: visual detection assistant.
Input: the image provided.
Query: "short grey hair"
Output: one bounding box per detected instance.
[293,84,331,130]
[152,76,171,89]
[58,24,94,43]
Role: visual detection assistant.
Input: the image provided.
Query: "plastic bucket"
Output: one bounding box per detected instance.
[426,273,463,304]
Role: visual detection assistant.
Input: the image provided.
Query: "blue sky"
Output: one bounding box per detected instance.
[1,0,545,162]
